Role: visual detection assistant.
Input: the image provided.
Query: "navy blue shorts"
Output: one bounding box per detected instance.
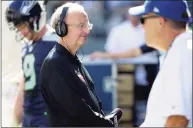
[22,113,49,127]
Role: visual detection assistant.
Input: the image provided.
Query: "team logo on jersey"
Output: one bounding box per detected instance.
[75,70,86,84]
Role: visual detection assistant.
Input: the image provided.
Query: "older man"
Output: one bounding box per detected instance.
[40,2,122,127]
[129,1,192,127]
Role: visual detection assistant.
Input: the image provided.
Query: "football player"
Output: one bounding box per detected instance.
[5,0,58,127]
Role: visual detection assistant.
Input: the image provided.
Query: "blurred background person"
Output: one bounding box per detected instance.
[104,13,145,53]
[89,43,156,60]
[5,0,58,127]
[90,5,158,88]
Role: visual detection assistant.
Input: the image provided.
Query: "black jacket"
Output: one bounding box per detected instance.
[40,43,114,127]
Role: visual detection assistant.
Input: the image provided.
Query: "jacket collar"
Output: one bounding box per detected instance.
[56,43,80,64]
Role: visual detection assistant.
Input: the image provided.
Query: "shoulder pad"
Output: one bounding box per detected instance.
[42,24,59,42]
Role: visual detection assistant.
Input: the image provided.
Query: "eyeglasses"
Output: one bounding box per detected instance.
[140,15,160,24]
[66,22,93,30]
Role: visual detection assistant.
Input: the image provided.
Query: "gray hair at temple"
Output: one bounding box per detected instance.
[50,2,85,30]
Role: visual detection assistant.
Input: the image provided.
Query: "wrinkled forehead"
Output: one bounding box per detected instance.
[66,9,89,24]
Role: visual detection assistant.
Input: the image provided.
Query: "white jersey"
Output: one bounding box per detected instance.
[140,31,192,127]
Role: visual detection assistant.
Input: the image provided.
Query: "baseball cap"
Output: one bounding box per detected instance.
[129,0,192,23]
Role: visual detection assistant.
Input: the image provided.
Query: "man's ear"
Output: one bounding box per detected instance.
[159,16,169,29]
[159,17,165,27]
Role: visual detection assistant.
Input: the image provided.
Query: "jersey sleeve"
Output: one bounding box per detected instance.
[42,33,58,51]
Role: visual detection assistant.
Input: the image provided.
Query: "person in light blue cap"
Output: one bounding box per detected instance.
[129,1,192,127]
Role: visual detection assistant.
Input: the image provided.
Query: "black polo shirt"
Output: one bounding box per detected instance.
[40,43,114,127]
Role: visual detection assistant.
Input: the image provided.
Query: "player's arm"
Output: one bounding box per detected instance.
[89,44,156,59]
[89,48,141,59]
[49,66,114,126]
[165,115,188,127]
[12,76,24,126]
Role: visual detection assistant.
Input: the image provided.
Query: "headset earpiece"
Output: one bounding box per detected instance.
[55,7,69,37]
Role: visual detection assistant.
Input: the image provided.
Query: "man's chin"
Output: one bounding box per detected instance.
[23,35,32,41]
[77,41,85,49]
[146,41,156,48]
[80,39,87,45]
[146,42,163,51]
[146,41,152,47]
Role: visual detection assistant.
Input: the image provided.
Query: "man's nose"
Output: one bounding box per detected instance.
[83,27,90,35]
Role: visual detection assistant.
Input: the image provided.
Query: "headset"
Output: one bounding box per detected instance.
[55,7,69,37]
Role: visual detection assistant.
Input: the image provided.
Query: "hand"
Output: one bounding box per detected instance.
[105,108,123,127]
[89,51,108,60]
[165,115,189,127]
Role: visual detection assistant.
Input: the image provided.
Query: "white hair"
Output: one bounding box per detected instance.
[50,2,85,30]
